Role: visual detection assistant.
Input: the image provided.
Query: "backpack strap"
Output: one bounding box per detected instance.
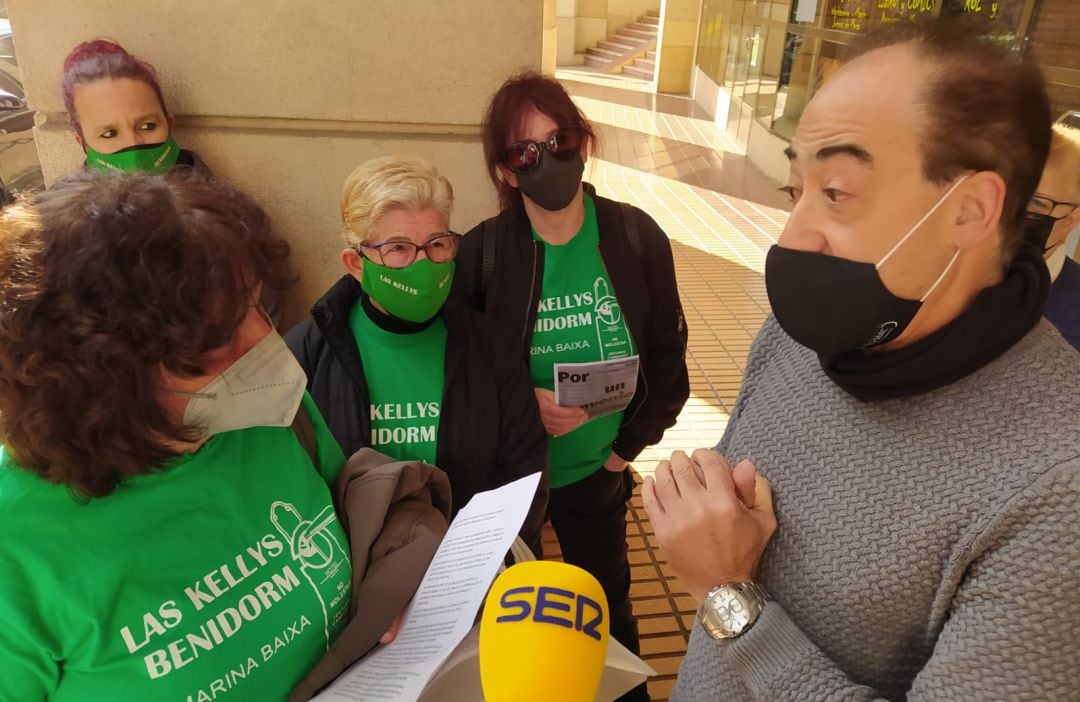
[480,218,496,300]
[620,201,643,258]
[480,203,637,299]
[290,403,319,470]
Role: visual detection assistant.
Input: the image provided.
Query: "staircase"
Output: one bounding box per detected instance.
[584,9,659,80]
[623,49,656,80]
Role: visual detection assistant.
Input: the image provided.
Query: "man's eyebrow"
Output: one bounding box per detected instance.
[815,144,874,165]
[783,144,874,166]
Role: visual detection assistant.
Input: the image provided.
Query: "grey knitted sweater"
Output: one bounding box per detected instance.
[672,318,1080,701]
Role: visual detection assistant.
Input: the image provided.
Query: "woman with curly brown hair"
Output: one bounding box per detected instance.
[0,171,353,700]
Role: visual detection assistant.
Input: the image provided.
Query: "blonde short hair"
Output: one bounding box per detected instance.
[1048,124,1080,198]
[340,155,454,246]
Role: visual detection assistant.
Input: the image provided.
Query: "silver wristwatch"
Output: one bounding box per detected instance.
[697,582,769,640]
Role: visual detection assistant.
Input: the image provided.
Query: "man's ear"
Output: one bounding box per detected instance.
[167,113,176,132]
[341,247,364,283]
[952,171,1006,250]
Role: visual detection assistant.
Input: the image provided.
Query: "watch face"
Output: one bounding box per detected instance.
[712,587,747,626]
[713,589,751,632]
[700,584,767,640]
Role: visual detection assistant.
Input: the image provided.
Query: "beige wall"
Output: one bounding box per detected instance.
[655,0,699,94]
[9,0,542,326]
[607,0,658,34]
[575,0,609,53]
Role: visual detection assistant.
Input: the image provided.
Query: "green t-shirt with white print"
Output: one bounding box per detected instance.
[349,299,446,464]
[529,194,636,489]
[0,393,351,702]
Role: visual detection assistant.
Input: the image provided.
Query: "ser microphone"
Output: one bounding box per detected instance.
[479,560,610,702]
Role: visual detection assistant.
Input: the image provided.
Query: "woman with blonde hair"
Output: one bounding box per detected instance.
[286,155,548,552]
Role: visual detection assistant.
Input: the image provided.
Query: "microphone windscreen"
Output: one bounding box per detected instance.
[479,560,610,702]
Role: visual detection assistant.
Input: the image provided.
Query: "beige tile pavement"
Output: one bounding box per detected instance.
[536,73,791,700]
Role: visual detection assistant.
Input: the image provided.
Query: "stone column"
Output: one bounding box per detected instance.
[655,0,700,94]
[543,0,559,74]
[557,0,580,65]
[9,0,542,325]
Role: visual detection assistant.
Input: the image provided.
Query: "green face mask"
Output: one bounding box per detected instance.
[361,257,455,323]
[85,133,181,175]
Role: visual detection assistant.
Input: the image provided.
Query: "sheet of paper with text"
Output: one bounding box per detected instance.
[311,472,541,702]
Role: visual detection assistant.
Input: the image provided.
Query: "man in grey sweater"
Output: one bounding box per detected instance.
[642,20,1080,702]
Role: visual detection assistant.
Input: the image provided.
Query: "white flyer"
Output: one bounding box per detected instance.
[554,355,640,420]
[311,472,542,702]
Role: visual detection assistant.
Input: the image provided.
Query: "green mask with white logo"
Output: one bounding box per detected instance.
[361,258,454,323]
[85,133,181,174]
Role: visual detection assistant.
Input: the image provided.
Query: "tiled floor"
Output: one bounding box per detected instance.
[542,71,791,701]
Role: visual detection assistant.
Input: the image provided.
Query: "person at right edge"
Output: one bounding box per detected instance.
[454,72,690,702]
[1025,122,1080,351]
[640,20,1080,702]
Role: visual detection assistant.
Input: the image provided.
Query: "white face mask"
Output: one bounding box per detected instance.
[175,330,307,437]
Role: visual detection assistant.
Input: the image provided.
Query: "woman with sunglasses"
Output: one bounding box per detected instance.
[286,155,548,553]
[455,72,689,701]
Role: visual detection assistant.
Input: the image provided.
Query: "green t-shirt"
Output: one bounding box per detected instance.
[0,394,351,702]
[529,194,636,489]
[350,300,446,464]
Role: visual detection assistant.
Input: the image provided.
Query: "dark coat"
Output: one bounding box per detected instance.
[453,183,690,463]
[1045,255,1080,352]
[285,275,549,552]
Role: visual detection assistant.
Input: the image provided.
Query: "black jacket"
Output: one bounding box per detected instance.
[453,184,689,462]
[285,275,549,552]
[1045,255,1080,352]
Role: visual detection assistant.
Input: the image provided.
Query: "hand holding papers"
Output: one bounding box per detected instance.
[554,356,640,420]
[311,473,541,702]
[310,470,655,702]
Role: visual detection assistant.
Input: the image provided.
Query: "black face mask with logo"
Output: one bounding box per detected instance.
[765,247,931,354]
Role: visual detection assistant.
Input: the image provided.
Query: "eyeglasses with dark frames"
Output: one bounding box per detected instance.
[1028,194,1080,220]
[358,232,462,269]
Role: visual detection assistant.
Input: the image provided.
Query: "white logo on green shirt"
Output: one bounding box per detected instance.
[116,502,348,687]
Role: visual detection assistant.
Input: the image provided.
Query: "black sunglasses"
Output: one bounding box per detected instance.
[503,127,586,175]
